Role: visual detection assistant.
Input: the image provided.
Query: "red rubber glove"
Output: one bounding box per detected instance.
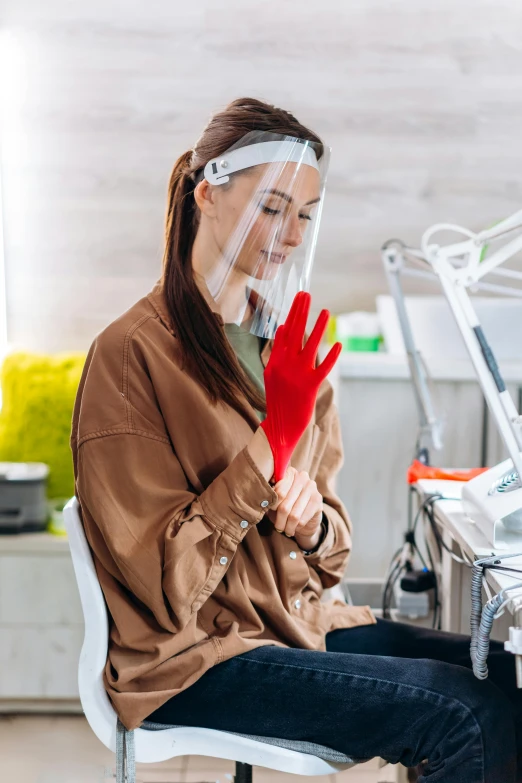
[260,291,342,482]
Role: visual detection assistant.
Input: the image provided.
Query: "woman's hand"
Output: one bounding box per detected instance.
[268,467,324,551]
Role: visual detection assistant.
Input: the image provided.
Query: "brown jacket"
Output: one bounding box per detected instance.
[70,282,375,730]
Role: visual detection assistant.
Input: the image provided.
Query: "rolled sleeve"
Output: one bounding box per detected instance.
[76,433,278,632]
[199,447,278,541]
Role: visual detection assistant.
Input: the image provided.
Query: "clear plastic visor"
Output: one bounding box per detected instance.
[195,130,330,337]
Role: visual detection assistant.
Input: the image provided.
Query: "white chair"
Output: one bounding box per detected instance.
[64,497,366,783]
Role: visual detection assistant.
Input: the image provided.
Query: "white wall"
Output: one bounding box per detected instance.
[1,0,522,352]
[1,2,522,583]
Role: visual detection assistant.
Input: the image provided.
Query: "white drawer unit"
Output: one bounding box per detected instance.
[0,533,83,709]
[0,554,82,625]
[0,626,83,698]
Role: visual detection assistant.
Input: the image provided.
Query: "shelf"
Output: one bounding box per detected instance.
[0,531,70,554]
[338,352,522,382]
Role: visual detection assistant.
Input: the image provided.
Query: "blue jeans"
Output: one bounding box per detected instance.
[148,619,521,782]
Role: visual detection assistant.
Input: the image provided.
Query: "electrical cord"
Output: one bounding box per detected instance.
[415,494,444,628]
[402,492,522,679]
[382,560,404,619]
[382,494,443,623]
[383,491,473,629]
[421,495,522,632]
[470,553,522,679]
[423,499,473,566]
[419,493,479,628]
[424,517,441,629]
[382,547,404,619]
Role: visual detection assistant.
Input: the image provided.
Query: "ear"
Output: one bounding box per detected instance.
[194,179,218,218]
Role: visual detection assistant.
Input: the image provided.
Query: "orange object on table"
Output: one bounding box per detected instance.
[407,459,488,485]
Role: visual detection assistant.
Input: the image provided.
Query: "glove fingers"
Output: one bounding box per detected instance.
[302,309,330,365]
[316,341,342,382]
[271,323,286,354]
[280,292,301,335]
[285,291,311,353]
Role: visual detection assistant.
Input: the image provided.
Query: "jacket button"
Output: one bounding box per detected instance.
[294,599,301,609]
[219,556,228,565]
[260,500,269,508]
[240,520,249,529]
[289,551,297,560]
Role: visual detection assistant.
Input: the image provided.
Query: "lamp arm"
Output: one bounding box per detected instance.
[381,243,443,457]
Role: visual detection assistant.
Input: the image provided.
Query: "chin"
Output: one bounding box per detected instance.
[249,260,281,282]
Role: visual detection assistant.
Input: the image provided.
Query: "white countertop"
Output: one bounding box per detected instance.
[415,478,522,608]
[338,352,522,382]
[0,531,70,554]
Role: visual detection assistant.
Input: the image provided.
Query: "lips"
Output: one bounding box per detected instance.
[261,250,287,264]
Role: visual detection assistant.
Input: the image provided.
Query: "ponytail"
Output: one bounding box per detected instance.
[162,150,267,412]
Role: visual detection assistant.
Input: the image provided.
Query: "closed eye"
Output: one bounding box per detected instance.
[260,205,280,216]
[260,205,313,221]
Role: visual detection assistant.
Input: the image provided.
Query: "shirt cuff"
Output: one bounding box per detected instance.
[199,446,278,543]
[301,510,336,562]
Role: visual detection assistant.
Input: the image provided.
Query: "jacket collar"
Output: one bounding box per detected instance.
[147,278,272,426]
[147,279,277,349]
[147,278,226,335]
[147,280,173,333]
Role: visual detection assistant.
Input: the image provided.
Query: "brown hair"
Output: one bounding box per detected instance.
[162,97,323,412]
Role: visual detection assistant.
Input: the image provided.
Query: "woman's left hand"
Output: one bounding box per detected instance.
[267,467,324,551]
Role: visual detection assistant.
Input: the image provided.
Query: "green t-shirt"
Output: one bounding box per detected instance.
[224,323,266,421]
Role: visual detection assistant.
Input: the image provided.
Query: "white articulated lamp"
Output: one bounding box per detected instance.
[420,210,522,549]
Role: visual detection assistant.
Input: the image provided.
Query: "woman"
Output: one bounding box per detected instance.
[71,98,521,782]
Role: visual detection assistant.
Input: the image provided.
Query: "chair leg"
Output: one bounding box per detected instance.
[234,762,253,783]
[116,720,136,783]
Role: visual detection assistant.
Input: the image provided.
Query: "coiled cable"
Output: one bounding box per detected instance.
[470,553,522,679]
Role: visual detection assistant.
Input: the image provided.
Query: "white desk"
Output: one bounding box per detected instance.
[336,353,522,584]
[338,352,522,383]
[414,479,522,643]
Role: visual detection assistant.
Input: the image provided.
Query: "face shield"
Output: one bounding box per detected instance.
[198,130,330,338]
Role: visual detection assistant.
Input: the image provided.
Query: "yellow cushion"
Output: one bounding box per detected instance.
[0,352,85,499]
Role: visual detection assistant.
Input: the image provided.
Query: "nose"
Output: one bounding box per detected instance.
[280,212,303,249]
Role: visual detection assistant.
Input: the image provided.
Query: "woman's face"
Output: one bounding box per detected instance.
[209,162,322,281]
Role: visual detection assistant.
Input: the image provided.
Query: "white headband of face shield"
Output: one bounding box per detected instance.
[203,140,320,186]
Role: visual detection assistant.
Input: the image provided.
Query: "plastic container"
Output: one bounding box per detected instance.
[343,335,381,352]
[335,312,382,352]
[0,462,50,534]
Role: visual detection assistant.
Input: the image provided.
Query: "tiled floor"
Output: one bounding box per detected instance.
[0,715,404,783]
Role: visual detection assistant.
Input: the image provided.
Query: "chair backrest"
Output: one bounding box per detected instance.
[64,496,118,751]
